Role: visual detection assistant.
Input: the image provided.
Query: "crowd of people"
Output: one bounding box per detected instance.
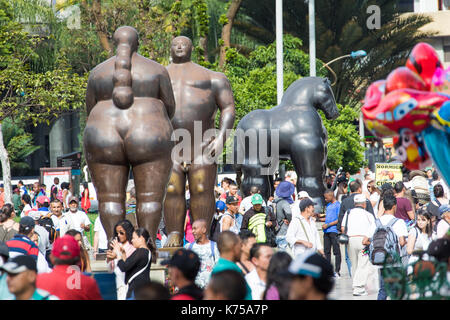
[0,166,449,300]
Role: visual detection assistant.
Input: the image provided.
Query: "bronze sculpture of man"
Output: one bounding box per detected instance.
[84,26,176,242]
[164,36,235,246]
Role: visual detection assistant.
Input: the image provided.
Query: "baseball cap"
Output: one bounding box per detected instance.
[287,250,334,291]
[354,194,366,203]
[251,193,264,205]
[36,195,50,205]
[20,216,35,233]
[68,196,79,204]
[161,249,200,277]
[52,235,80,260]
[226,195,239,204]
[298,191,310,199]
[1,255,37,274]
[299,198,316,212]
[439,204,450,217]
[216,200,226,211]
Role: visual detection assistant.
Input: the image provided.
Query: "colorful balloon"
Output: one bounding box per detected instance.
[362,42,450,186]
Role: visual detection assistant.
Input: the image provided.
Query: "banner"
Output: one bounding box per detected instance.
[40,167,72,197]
[375,163,403,187]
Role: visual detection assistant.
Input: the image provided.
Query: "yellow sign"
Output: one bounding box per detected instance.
[375,163,403,187]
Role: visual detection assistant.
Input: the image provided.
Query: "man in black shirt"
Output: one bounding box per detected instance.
[337,180,374,231]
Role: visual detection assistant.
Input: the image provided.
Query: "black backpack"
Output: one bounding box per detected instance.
[210,214,225,242]
[38,217,57,243]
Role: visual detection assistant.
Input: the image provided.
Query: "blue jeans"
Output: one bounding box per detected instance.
[345,245,352,277]
[378,269,387,300]
[275,236,288,250]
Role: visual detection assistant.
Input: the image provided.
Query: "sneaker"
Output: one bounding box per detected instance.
[334,272,341,279]
[353,290,368,296]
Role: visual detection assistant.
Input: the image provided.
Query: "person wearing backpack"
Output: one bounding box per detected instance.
[367,194,408,300]
[341,194,376,296]
[240,194,277,246]
[210,200,226,242]
[184,219,219,289]
[272,182,293,251]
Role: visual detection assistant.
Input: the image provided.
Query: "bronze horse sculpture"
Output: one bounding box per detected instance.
[84,26,175,242]
[234,77,339,211]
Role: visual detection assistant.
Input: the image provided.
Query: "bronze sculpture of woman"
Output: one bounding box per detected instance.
[84,26,176,242]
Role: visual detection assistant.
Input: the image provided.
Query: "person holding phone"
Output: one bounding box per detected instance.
[106,220,135,300]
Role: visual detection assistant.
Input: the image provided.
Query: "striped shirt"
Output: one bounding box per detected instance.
[6,234,39,261]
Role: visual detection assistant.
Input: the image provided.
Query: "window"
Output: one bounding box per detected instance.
[444,45,450,63]
[398,0,414,12]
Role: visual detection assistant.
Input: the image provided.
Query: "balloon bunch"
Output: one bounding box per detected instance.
[362,43,450,185]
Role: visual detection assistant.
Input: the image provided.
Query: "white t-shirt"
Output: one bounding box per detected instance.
[369,192,380,217]
[341,207,376,237]
[20,204,32,218]
[219,212,240,234]
[286,214,323,257]
[67,210,91,233]
[436,219,450,239]
[51,213,74,237]
[94,216,108,250]
[37,251,51,274]
[184,241,220,289]
[379,215,408,239]
[245,269,266,300]
[408,227,432,252]
[239,196,267,214]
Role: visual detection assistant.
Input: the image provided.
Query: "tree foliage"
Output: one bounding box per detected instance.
[1,118,40,174]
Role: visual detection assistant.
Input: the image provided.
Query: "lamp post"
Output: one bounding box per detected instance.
[319,50,367,86]
[309,0,316,77]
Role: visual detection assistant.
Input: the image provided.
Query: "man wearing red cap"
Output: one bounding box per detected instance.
[36,235,102,300]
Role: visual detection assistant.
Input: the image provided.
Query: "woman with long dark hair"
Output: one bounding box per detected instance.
[406,209,433,269]
[106,219,136,300]
[65,229,92,273]
[112,227,156,299]
[262,251,293,300]
[0,204,19,242]
[20,194,33,217]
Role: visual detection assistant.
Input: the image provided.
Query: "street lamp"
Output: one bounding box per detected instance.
[319,50,367,86]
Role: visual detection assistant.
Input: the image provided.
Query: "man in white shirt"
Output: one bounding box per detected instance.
[66,196,91,248]
[93,216,108,258]
[244,243,273,300]
[374,194,408,300]
[48,199,73,238]
[239,186,266,216]
[286,198,324,258]
[341,194,376,296]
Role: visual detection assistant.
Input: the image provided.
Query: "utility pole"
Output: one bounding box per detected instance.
[309,0,316,77]
[276,0,283,104]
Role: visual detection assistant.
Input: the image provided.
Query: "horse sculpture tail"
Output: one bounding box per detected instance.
[112,26,138,109]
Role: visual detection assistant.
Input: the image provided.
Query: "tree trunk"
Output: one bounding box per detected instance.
[0,122,12,205]
[199,36,208,62]
[219,0,242,68]
[92,0,112,55]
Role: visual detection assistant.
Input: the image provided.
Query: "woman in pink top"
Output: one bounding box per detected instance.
[106,220,136,300]
[263,251,292,300]
[184,210,195,245]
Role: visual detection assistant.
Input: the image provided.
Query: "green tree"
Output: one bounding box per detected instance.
[1,118,40,175]
[0,0,87,203]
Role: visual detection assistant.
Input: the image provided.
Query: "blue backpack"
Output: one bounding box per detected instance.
[369,218,401,266]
